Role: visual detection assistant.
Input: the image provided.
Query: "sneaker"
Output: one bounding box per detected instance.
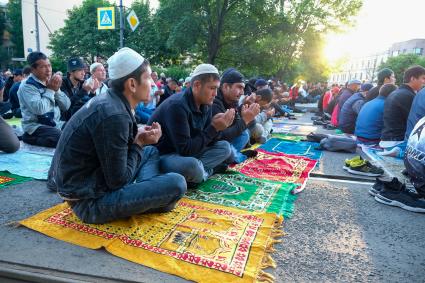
[343,156,362,171]
[369,177,403,197]
[325,124,337,130]
[313,120,327,125]
[347,160,384,177]
[375,186,425,213]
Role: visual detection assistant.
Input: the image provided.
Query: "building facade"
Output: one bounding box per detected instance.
[329,38,425,84]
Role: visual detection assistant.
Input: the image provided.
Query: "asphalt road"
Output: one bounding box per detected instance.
[1,109,424,282]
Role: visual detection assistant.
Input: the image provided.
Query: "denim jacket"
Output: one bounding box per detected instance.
[17,74,70,134]
[48,89,143,200]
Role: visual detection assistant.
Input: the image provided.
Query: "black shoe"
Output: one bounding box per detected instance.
[313,120,327,125]
[325,124,337,130]
[375,186,425,213]
[242,149,258,158]
[369,177,403,196]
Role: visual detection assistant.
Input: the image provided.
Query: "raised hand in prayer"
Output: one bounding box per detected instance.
[243,93,256,105]
[211,109,235,131]
[46,74,62,92]
[241,103,260,125]
[135,122,162,146]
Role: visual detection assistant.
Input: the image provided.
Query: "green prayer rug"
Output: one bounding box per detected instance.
[271,133,304,142]
[0,171,32,188]
[187,172,299,218]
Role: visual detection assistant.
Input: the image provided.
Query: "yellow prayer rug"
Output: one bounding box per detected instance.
[20,198,282,283]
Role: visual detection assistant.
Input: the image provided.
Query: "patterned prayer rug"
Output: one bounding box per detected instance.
[259,138,322,160]
[187,172,298,218]
[21,198,282,283]
[230,149,317,194]
[0,171,32,188]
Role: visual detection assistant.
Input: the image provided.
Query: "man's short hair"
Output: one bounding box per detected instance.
[256,88,273,103]
[377,68,394,85]
[109,60,150,93]
[22,66,32,76]
[190,73,220,86]
[403,65,425,83]
[379,84,397,98]
[27,52,47,68]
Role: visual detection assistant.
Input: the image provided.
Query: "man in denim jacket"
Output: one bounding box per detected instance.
[17,52,70,147]
[47,48,186,224]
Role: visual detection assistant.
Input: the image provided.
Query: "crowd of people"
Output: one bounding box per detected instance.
[314,66,425,212]
[0,48,424,223]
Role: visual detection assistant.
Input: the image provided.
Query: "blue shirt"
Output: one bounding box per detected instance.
[355,96,385,139]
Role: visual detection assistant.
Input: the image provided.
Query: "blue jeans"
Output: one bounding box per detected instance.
[231,130,250,163]
[72,146,187,224]
[160,140,233,184]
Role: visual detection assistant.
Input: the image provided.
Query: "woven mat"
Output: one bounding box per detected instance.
[187,172,298,218]
[21,198,282,283]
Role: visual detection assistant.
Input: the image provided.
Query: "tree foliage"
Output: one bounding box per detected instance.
[7,0,24,58]
[49,0,120,63]
[378,54,425,85]
[47,0,362,82]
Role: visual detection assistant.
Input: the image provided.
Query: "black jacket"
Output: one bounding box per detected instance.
[212,89,247,142]
[157,85,175,107]
[148,87,219,156]
[60,76,93,121]
[381,84,415,141]
[48,89,143,200]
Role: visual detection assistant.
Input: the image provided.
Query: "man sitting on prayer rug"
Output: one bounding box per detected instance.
[47,48,187,224]
[148,63,235,185]
[212,68,260,163]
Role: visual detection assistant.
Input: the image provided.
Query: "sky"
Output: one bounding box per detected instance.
[324,0,425,61]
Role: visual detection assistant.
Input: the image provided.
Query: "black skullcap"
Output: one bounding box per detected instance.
[221,68,244,84]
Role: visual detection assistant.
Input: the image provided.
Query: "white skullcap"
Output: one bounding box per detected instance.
[107,47,145,80]
[90,62,103,74]
[191,63,219,78]
[184,76,191,83]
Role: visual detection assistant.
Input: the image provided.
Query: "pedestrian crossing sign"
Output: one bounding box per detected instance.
[97,7,115,30]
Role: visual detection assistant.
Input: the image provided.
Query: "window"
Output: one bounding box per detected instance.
[414,48,423,55]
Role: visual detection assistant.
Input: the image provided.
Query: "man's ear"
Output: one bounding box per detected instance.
[192,80,201,90]
[124,78,136,93]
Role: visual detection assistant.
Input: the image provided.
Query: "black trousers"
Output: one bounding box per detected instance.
[23,125,61,148]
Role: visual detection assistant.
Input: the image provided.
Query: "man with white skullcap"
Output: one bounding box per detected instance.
[148,63,235,186]
[47,47,186,224]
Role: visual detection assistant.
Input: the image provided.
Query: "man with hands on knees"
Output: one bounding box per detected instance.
[18,52,71,148]
[47,47,186,224]
[148,63,235,186]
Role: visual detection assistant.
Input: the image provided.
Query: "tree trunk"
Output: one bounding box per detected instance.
[206,0,229,64]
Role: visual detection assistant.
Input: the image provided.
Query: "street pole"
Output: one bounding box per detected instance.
[34,0,40,51]
[119,0,124,48]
